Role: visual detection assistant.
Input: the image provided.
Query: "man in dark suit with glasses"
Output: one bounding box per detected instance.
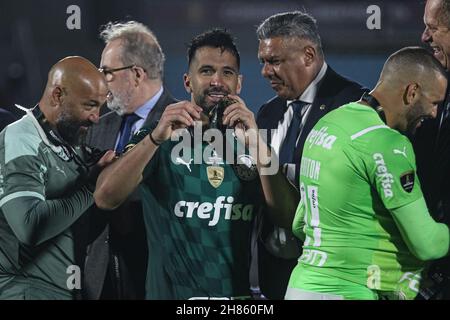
[83,20,175,300]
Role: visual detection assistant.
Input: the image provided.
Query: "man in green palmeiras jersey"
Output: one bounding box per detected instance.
[94,29,298,299]
[286,47,450,300]
[0,57,115,300]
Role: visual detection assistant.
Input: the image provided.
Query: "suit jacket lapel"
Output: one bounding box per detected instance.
[104,114,122,149]
[256,98,288,146]
[294,68,337,167]
[87,87,175,149]
[86,111,122,150]
[259,102,286,130]
[142,87,176,129]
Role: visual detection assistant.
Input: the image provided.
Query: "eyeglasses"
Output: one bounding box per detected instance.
[99,64,136,82]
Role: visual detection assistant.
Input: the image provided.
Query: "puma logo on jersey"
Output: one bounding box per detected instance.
[373,153,394,198]
[175,157,193,172]
[393,147,407,158]
[174,196,253,227]
[55,165,67,177]
[306,126,337,150]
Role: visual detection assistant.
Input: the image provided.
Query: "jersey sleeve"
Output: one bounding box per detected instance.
[1,187,93,246]
[0,140,46,203]
[391,197,449,260]
[124,127,160,180]
[124,127,151,153]
[1,135,93,246]
[364,133,422,210]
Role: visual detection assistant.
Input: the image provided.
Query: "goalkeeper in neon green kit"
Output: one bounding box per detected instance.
[286,47,450,300]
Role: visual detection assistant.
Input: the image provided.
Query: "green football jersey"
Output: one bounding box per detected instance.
[129,130,262,300]
[0,113,93,299]
[291,102,425,299]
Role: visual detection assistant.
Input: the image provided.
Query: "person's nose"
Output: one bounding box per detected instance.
[422,27,432,44]
[261,62,274,78]
[210,72,225,87]
[88,109,100,124]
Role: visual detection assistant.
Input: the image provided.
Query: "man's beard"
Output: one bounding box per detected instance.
[194,86,230,112]
[195,89,235,132]
[107,88,132,116]
[405,102,428,136]
[55,110,90,146]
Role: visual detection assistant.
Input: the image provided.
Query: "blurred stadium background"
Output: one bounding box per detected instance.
[0,0,425,116]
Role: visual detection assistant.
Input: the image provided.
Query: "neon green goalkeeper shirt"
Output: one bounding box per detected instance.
[291,102,429,297]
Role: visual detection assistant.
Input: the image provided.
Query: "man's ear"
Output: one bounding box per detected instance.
[183,73,192,93]
[134,66,146,86]
[403,82,419,105]
[303,45,317,67]
[236,75,243,95]
[51,86,64,107]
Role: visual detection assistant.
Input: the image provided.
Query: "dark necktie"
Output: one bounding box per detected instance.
[279,101,306,165]
[116,113,140,153]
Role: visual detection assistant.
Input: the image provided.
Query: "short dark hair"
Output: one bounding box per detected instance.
[100,21,165,80]
[187,28,240,70]
[256,11,323,57]
[384,46,447,79]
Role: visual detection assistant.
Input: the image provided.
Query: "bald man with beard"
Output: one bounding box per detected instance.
[0,56,115,300]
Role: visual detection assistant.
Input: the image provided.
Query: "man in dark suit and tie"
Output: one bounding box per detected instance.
[413,0,450,299]
[0,108,17,131]
[254,11,367,299]
[83,21,175,299]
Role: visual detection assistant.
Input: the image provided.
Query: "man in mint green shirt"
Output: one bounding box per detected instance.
[287,47,450,300]
[0,57,112,299]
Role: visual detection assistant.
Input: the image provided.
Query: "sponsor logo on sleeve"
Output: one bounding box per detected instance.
[400,171,415,193]
[373,153,394,198]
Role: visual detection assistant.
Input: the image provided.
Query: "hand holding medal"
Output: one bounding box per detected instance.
[222,94,259,148]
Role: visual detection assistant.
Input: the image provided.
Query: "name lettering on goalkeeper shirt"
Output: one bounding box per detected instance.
[300,157,321,181]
